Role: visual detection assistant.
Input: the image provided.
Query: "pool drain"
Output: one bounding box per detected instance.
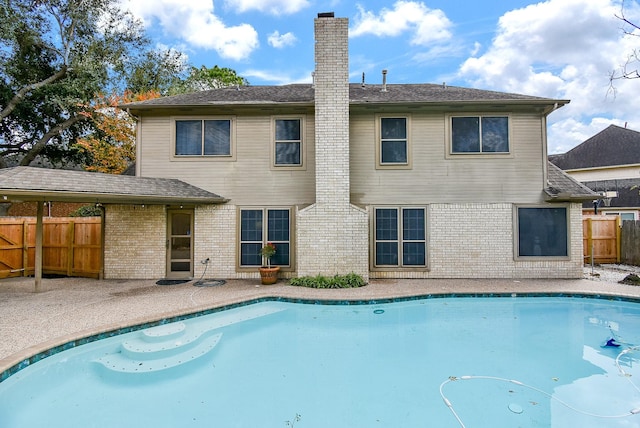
[373,309,385,314]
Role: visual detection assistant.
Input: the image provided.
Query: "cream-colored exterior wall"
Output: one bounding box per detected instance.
[350,112,547,205]
[138,113,316,206]
[564,164,640,182]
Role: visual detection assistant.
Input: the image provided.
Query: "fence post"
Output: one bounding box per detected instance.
[586,217,593,265]
[616,216,622,263]
[21,218,28,277]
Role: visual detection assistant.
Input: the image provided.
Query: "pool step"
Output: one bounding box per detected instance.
[96,333,222,373]
[95,304,286,373]
[120,324,215,360]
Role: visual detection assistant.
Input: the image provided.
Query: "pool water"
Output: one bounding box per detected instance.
[1,296,640,427]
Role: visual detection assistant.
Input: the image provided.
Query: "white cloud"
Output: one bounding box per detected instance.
[350,1,452,46]
[120,0,258,61]
[455,0,640,153]
[224,0,310,15]
[268,31,297,49]
[242,68,313,85]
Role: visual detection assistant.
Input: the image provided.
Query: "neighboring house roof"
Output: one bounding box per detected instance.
[581,178,640,209]
[0,167,227,204]
[545,162,600,202]
[121,83,568,109]
[549,124,640,170]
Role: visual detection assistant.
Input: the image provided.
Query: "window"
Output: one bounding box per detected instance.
[274,118,302,166]
[516,207,568,257]
[381,117,407,164]
[374,207,426,267]
[175,119,232,156]
[376,116,411,169]
[451,116,509,153]
[239,208,291,267]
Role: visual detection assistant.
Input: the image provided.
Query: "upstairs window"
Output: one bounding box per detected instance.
[175,119,232,156]
[274,118,302,166]
[380,117,408,164]
[451,116,509,154]
[376,116,411,169]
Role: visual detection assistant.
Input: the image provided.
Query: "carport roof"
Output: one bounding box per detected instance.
[0,167,227,204]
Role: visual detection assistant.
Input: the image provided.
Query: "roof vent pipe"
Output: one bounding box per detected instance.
[382,69,388,92]
[362,72,365,88]
[311,71,315,88]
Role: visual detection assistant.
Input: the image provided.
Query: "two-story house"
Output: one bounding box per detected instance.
[107,13,595,281]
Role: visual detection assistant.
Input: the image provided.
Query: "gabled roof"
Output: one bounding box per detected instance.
[121,83,567,109]
[0,167,227,204]
[549,125,640,170]
[545,162,600,202]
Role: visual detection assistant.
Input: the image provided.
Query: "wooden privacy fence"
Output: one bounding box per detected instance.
[621,220,640,266]
[0,217,102,279]
[583,216,621,264]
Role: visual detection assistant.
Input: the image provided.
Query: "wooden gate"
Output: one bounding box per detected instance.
[583,216,621,264]
[0,217,102,279]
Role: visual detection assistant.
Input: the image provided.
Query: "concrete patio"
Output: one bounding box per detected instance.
[2,275,640,377]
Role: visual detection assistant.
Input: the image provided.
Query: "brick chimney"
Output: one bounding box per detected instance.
[296,13,369,280]
[313,13,350,206]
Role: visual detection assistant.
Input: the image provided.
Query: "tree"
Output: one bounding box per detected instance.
[76,90,159,174]
[170,65,250,95]
[0,0,148,168]
[126,48,188,96]
[610,1,640,89]
[0,1,249,170]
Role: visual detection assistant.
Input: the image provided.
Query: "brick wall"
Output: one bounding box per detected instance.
[297,204,369,278]
[104,205,166,279]
[6,201,88,217]
[193,204,237,279]
[371,202,584,279]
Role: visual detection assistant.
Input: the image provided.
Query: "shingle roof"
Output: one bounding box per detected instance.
[545,162,600,201]
[0,167,226,204]
[581,178,640,208]
[121,83,567,109]
[549,125,640,170]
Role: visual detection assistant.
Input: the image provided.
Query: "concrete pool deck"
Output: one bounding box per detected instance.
[2,275,640,375]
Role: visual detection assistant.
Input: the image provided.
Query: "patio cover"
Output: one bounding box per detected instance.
[0,167,227,290]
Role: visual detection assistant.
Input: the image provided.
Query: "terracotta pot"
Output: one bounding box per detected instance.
[259,266,280,285]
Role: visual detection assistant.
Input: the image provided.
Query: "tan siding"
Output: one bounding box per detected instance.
[350,112,546,204]
[138,114,316,206]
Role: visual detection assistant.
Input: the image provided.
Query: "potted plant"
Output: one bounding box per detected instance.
[258,242,280,284]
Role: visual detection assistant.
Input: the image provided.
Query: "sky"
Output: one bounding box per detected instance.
[118,0,640,154]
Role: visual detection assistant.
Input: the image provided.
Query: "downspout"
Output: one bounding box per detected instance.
[542,102,560,192]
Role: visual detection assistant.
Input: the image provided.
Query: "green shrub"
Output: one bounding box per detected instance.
[70,205,102,217]
[289,273,366,289]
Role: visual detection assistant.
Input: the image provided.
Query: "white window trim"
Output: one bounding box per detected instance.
[170,116,236,161]
[445,113,513,159]
[271,116,306,170]
[375,114,412,170]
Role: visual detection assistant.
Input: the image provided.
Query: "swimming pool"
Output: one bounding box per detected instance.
[1,295,639,427]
